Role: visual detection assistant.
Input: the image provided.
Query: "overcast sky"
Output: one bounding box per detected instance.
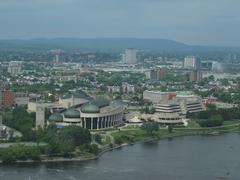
[0,0,239,46]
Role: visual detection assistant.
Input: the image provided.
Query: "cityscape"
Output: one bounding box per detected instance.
[0,0,240,180]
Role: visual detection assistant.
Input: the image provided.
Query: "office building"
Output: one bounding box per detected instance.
[188,70,202,82]
[184,56,201,70]
[201,61,213,70]
[155,103,182,114]
[144,91,205,115]
[146,68,167,81]
[7,61,22,76]
[143,91,177,104]
[122,48,137,64]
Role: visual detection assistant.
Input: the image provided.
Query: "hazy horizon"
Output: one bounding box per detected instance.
[0,0,239,47]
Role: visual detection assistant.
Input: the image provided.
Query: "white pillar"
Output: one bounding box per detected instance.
[84,118,86,128]
[91,118,93,130]
[105,116,108,128]
[97,118,99,129]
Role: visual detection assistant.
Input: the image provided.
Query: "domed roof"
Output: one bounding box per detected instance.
[48,113,63,122]
[91,98,110,108]
[81,103,100,113]
[61,90,92,100]
[64,109,80,118]
[111,100,124,106]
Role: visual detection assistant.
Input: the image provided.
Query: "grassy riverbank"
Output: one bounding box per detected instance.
[108,120,240,145]
[1,120,240,164]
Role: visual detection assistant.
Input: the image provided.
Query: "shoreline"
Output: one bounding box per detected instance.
[1,130,238,164]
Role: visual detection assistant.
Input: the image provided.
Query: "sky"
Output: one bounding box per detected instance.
[0,0,239,46]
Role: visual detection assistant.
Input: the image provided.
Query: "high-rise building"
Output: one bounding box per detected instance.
[123,48,137,64]
[184,56,201,70]
[212,61,223,72]
[55,54,59,63]
[7,61,22,76]
[51,49,62,64]
[201,61,213,70]
[188,70,202,82]
[146,68,167,81]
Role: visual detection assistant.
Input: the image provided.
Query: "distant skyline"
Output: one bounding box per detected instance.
[0,0,240,47]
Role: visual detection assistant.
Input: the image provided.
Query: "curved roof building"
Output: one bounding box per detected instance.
[48,99,124,130]
[64,109,80,118]
[81,103,100,113]
[48,113,63,122]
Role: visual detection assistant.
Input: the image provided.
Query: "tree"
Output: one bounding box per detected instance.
[198,114,224,127]
[3,106,36,141]
[141,122,159,136]
[94,134,102,144]
[206,104,217,111]
[59,126,91,146]
[88,144,99,155]
[168,126,173,133]
[43,125,92,157]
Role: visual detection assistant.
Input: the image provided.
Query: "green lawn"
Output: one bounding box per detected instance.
[223,120,240,126]
[187,121,201,128]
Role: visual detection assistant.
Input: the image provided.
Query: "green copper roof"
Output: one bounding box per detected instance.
[91,98,110,108]
[62,90,91,100]
[64,109,80,118]
[111,100,124,106]
[48,113,63,122]
[81,103,100,113]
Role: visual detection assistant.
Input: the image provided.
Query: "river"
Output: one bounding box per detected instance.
[0,133,240,180]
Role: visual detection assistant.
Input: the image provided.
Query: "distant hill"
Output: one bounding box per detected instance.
[0,38,239,53]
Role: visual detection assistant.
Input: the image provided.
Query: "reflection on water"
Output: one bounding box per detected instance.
[0,133,240,180]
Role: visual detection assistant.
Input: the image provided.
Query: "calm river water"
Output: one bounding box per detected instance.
[0,133,240,180]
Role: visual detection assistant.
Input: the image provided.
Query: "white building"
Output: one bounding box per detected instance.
[143,91,176,104]
[8,61,22,76]
[184,56,201,70]
[141,113,184,127]
[123,48,137,64]
[107,86,121,93]
[15,92,29,106]
[122,82,135,94]
[143,91,205,115]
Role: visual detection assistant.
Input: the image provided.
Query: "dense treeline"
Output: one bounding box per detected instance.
[187,107,240,121]
[0,119,99,162]
[141,122,159,135]
[37,125,97,158]
[0,146,41,163]
[198,115,224,127]
[187,107,240,127]
[3,106,36,141]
